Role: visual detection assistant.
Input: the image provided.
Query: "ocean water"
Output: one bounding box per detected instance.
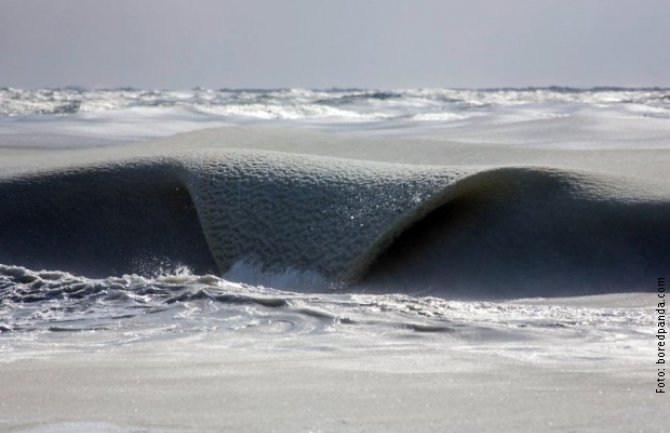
[2,86,670,141]
[0,88,668,432]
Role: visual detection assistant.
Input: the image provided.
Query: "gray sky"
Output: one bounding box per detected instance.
[1,0,668,89]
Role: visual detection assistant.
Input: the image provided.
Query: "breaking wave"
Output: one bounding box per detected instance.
[1,145,668,298]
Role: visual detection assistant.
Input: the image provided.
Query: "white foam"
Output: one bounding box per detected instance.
[2,88,669,148]
[224,260,330,292]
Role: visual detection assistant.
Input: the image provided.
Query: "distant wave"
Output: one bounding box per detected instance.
[1,144,668,298]
[2,87,670,120]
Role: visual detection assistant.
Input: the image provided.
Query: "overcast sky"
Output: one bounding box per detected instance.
[1,0,668,89]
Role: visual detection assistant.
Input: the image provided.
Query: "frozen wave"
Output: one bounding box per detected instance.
[1,88,665,433]
[1,128,668,297]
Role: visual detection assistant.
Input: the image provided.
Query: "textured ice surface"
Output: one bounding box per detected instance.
[1,128,668,295]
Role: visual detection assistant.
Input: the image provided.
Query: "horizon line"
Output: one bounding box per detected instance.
[3,85,670,92]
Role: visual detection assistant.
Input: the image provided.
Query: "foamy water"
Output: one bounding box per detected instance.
[2,87,670,144]
[0,264,653,365]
